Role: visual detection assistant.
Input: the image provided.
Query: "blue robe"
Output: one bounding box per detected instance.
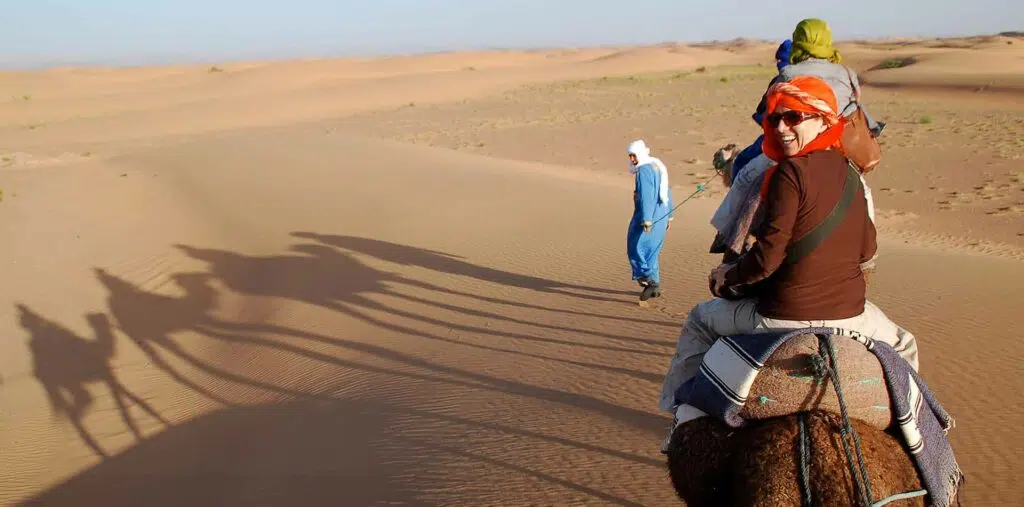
[627,163,673,285]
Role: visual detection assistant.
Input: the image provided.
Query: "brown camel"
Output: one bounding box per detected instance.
[712,143,738,188]
[665,330,926,506]
[666,410,925,507]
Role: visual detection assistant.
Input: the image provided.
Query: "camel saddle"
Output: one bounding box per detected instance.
[674,328,893,431]
[739,332,892,429]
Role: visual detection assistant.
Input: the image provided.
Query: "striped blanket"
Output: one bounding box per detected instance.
[672,327,963,507]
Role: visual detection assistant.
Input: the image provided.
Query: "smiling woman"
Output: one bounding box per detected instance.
[759,76,844,165]
[767,110,828,156]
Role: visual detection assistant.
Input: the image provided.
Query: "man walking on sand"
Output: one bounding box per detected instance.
[626,139,674,304]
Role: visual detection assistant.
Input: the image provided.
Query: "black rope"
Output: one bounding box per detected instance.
[798,412,813,507]
[789,328,930,507]
[816,333,875,507]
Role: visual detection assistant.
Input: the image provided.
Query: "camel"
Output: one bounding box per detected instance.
[712,143,738,188]
[664,332,928,507]
[666,410,924,507]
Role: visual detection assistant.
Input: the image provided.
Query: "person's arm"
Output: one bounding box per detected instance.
[860,195,878,270]
[667,185,676,224]
[638,165,659,230]
[844,66,883,133]
[752,76,780,125]
[848,67,863,97]
[723,161,801,286]
[752,93,768,125]
[860,210,877,263]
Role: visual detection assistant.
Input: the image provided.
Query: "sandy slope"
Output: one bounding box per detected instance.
[847,36,1024,94]
[2,37,1023,507]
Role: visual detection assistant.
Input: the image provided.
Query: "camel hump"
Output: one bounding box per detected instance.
[740,332,892,429]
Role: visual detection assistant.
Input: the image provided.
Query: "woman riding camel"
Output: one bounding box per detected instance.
[657,76,918,423]
[781,19,882,133]
[713,20,890,281]
[782,18,885,222]
[710,40,794,261]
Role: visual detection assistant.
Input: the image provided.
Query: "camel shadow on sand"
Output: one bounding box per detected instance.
[107,237,670,418]
[16,305,169,459]
[18,395,653,507]
[17,233,670,506]
[290,232,640,303]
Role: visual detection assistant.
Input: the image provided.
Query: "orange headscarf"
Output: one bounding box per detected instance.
[759,76,845,198]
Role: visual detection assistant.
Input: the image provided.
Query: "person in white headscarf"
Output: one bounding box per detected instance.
[626,139,674,302]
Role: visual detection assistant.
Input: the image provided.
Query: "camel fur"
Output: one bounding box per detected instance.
[666,411,924,507]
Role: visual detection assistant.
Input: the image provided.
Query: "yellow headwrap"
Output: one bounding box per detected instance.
[789,18,842,64]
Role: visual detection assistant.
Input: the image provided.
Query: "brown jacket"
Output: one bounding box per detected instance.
[723,149,876,320]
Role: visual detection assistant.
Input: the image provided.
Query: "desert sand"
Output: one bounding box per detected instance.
[1,34,1023,507]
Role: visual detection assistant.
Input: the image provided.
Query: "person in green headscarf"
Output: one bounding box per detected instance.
[778,17,882,224]
[779,18,880,132]
[789,18,843,64]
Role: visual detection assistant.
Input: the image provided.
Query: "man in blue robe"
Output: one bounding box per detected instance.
[626,139,674,303]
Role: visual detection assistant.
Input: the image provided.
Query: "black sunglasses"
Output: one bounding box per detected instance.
[766,110,820,128]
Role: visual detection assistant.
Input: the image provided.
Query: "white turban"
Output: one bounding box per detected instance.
[627,139,670,204]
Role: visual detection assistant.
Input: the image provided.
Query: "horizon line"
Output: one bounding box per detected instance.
[2,30,1020,72]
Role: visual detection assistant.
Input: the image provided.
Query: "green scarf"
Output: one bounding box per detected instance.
[790,18,842,64]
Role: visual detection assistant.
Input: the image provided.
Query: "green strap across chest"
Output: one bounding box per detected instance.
[783,160,862,266]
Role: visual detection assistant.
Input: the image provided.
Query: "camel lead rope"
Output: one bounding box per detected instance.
[648,173,719,227]
[811,333,875,507]
[808,333,931,507]
[798,413,814,507]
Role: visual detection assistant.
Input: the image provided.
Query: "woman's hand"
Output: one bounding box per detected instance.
[708,263,733,296]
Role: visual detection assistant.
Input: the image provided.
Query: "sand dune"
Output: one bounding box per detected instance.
[0,44,766,146]
[2,35,1024,507]
[853,39,1024,93]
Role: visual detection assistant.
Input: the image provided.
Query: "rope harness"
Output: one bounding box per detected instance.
[648,172,719,228]
[798,333,929,507]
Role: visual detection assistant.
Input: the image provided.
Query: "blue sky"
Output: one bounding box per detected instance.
[4,0,1020,68]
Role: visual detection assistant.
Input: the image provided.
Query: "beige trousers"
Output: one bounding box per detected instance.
[657,297,919,413]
